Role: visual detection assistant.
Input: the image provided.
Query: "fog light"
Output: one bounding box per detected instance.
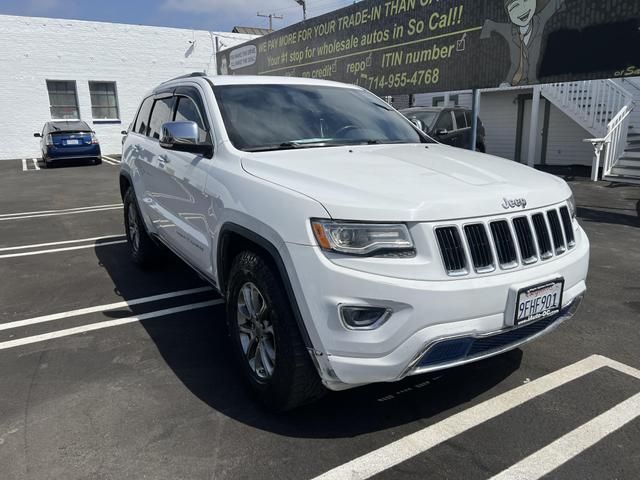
[339,305,392,330]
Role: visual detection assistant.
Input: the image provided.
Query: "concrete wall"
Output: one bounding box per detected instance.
[0,15,254,159]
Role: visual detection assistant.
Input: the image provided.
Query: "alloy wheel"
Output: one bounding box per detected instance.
[236,282,276,380]
[127,204,140,252]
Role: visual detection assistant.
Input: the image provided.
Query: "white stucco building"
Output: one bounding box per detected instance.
[0,14,255,158]
[413,77,640,183]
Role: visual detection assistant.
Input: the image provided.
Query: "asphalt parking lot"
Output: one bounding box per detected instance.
[0,157,639,480]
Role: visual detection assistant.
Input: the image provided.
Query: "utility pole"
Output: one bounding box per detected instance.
[294,0,307,20]
[257,12,283,31]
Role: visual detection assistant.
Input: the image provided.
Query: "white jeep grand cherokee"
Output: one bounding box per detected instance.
[120,74,589,410]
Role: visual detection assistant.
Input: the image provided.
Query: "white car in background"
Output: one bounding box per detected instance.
[119,74,589,410]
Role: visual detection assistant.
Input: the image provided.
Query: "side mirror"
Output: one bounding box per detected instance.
[120,130,128,135]
[409,118,424,131]
[435,128,448,136]
[34,133,42,137]
[159,121,212,156]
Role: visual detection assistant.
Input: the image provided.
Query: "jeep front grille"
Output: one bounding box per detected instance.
[435,204,576,276]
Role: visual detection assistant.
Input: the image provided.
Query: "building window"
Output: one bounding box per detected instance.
[46,80,80,119]
[89,81,120,120]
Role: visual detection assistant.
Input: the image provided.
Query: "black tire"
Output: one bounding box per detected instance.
[44,159,52,168]
[226,251,325,411]
[94,157,102,165]
[475,143,486,153]
[123,188,160,268]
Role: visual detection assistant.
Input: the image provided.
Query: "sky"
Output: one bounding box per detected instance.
[0,0,357,32]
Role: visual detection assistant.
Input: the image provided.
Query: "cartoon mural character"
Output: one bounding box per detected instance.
[481,0,566,86]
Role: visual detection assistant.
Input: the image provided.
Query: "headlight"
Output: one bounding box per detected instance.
[567,194,576,219]
[311,220,413,255]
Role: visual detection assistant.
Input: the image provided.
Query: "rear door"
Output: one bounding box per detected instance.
[151,86,213,269]
[433,111,457,147]
[453,109,471,150]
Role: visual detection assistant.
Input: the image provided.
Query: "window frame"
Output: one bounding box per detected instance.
[132,96,155,137]
[46,80,80,120]
[148,96,176,141]
[453,110,468,130]
[434,111,454,132]
[88,81,120,121]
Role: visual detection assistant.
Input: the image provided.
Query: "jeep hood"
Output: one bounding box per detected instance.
[240,143,571,221]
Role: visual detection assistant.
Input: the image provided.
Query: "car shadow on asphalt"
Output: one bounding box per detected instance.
[577,206,639,228]
[95,243,523,439]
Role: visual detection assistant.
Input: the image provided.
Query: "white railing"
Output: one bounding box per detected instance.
[585,105,633,180]
[602,105,633,177]
[541,80,633,137]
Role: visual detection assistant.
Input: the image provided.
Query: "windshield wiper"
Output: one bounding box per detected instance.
[243,141,347,152]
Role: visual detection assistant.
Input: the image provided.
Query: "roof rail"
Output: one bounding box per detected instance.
[160,71,208,84]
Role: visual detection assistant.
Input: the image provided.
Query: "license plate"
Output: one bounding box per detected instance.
[515,279,564,325]
[66,139,80,145]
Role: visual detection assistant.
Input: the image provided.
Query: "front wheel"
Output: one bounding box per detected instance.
[123,188,159,268]
[226,251,325,410]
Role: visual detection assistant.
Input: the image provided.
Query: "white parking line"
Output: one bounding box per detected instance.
[31,158,40,170]
[0,286,213,332]
[0,203,123,218]
[312,355,640,480]
[0,205,123,221]
[21,159,28,171]
[102,155,121,165]
[0,299,223,351]
[0,239,127,258]
[102,157,119,166]
[0,234,125,252]
[490,392,640,480]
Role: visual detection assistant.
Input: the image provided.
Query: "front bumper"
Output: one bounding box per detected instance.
[287,225,589,390]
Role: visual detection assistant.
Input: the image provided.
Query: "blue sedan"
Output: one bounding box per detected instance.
[34,121,101,167]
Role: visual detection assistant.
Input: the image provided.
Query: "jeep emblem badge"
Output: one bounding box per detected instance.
[501,197,527,209]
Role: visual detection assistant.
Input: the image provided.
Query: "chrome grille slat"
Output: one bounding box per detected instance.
[559,206,576,247]
[512,217,537,264]
[532,213,553,259]
[547,209,566,254]
[435,227,466,274]
[490,220,518,268]
[464,224,494,272]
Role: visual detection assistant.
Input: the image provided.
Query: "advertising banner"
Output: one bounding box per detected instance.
[217,0,640,95]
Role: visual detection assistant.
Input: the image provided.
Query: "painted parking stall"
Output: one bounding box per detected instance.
[0,157,639,478]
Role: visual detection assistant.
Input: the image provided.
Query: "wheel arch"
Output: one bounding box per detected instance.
[119,170,133,201]
[217,223,314,350]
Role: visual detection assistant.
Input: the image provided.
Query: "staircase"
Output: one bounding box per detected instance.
[610,131,640,181]
[541,79,638,183]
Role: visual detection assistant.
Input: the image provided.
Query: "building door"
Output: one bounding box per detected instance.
[520,98,545,165]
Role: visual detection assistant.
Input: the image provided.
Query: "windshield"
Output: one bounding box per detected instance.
[213,84,430,152]
[403,110,438,129]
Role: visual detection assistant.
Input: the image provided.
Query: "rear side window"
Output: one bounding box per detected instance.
[148,97,175,140]
[434,111,453,131]
[454,110,467,129]
[174,96,208,142]
[134,97,154,136]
